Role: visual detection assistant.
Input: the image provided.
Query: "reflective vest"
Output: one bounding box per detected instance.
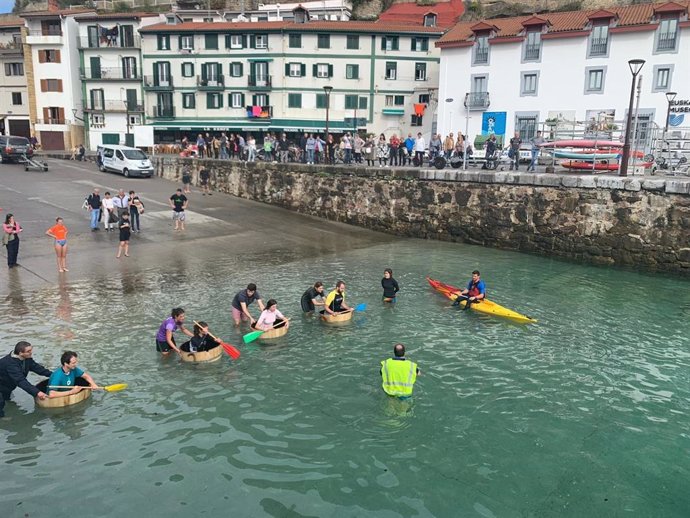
[381,358,417,397]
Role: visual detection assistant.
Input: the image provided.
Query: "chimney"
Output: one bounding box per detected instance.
[48,0,60,11]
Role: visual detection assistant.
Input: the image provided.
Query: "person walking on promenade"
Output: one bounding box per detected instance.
[87,188,101,231]
[196,134,206,159]
[414,133,426,167]
[380,343,419,399]
[205,133,213,158]
[377,134,389,167]
[277,133,289,163]
[116,212,131,258]
[305,133,316,164]
[246,134,257,162]
[45,217,69,272]
[364,135,376,167]
[212,135,220,159]
[444,133,455,159]
[325,134,336,165]
[113,189,130,223]
[169,188,188,231]
[404,133,415,165]
[0,341,52,417]
[263,134,274,162]
[429,133,442,162]
[299,132,308,163]
[102,191,116,232]
[389,134,400,166]
[353,133,364,164]
[128,190,144,233]
[200,168,211,196]
[509,132,522,171]
[315,134,325,164]
[155,308,194,356]
[3,213,22,268]
[237,134,246,160]
[456,132,465,155]
[343,133,353,164]
[484,135,497,169]
[220,132,229,159]
[232,283,265,326]
[527,131,545,172]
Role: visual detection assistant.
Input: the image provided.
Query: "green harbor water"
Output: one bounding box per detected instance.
[1,239,690,517]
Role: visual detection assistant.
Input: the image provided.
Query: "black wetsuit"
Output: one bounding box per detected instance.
[381,277,400,299]
[300,287,324,312]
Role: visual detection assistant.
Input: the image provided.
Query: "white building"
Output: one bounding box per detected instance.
[76,12,160,149]
[22,8,95,150]
[0,20,30,138]
[139,9,444,142]
[436,1,690,151]
[171,0,352,23]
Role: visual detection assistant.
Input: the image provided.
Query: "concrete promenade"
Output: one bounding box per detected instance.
[0,159,391,295]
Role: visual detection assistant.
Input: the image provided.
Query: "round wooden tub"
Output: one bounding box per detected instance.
[321,310,354,324]
[180,345,223,363]
[36,377,92,409]
[259,323,289,340]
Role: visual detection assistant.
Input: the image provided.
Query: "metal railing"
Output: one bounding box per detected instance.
[84,100,144,112]
[197,75,225,89]
[524,43,540,60]
[245,105,273,118]
[35,118,66,125]
[473,47,489,64]
[589,38,608,56]
[657,32,677,50]
[78,35,141,49]
[81,67,140,80]
[0,42,23,53]
[151,106,175,118]
[143,76,174,89]
[248,75,272,88]
[27,28,62,37]
[465,92,490,110]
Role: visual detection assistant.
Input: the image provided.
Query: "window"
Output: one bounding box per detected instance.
[381,36,399,51]
[287,62,304,77]
[41,20,61,36]
[317,34,330,49]
[524,31,541,61]
[385,95,405,106]
[289,34,301,48]
[203,63,222,83]
[345,64,359,79]
[589,24,609,57]
[4,63,23,76]
[228,34,244,49]
[122,57,137,79]
[471,75,487,93]
[385,62,397,80]
[253,94,269,107]
[180,35,194,50]
[473,35,489,65]
[411,37,429,51]
[254,34,268,49]
[346,35,359,49]
[166,15,176,24]
[521,72,538,96]
[656,18,678,51]
[585,67,606,93]
[652,65,673,92]
[39,49,61,63]
[345,95,358,110]
[203,17,213,23]
[516,115,538,139]
[229,92,244,108]
[181,62,194,77]
[182,93,195,109]
[205,34,218,50]
[157,35,170,50]
[423,13,437,27]
[314,63,332,78]
[411,115,423,126]
[42,79,63,92]
[11,92,22,105]
[91,113,104,127]
[288,93,302,108]
[90,89,104,110]
[418,93,430,104]
[358,97,368,110]
[229,62,243,77]
[207,92,222,109]
[415,63,427,81]
[316,93,327,109]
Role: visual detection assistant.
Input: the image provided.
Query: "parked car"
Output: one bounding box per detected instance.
[0,135,33,163]
[98,145,153,178]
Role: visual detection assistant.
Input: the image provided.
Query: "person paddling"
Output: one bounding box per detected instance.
[181,321,221,353]
[381,268,400,303]
[254,299,289,331]
[300,282,326,313]
[47,351,98,397]
[155,307,194,355]
[453,270,486,310]
[322,281,351,316]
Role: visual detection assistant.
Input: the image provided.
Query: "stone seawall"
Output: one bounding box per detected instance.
[152,157,690,275]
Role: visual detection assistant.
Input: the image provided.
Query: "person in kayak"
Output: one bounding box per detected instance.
[300,282,326,313]
[453,270,486,310]
[231,283,265,326]
[322,281,351,316]
[381,268,400,302]
[380,343,419,399]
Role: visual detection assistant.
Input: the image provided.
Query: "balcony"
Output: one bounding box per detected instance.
[245,105,272,118]
[78,35,141,50]
[26,29,63,45]
[0,42,23,56]
[143,76,174,90]
[589,38,608,56]
[151,106,175,118]
[35,118,66,125]
[248,75,272,90]
[83,100,144,112]
[197,75,225,90]
[465,92,490,111]
[657,32,677,51]
[524,43,541,60]
[473,48,489,64]
[81,67,140,81]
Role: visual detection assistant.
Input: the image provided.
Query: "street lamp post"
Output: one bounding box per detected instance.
[445,98,454,139]
[323,85,333,137]
[619,59,645,177]
[664,91,677,172]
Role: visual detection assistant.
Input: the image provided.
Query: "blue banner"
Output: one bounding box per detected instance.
[482,112,506,136]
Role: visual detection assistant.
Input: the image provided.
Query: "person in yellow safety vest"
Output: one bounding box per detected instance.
[380,343,420,398]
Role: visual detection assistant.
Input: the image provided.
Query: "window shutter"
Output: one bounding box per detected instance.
[393,38,399,51]
[207,93,213,109]
[153,62,159,82]
[201,63,207,81]
[313,64,317,77]
[238,63,243,76]
[90,89,95,108]
[249,35,256,48]
[55,49,61,62]
[218,93,223,108]
[422,39,429,51]
[218,63,222,76]
[58,107,65,123]
[300,63,306,76]
[381,37,386,50]
[38,51,45,63]
[43,107,49,121]
[265,95,270,106]
[252,95,258,106]
[57,79,63,92]
[241,35,247,48]
[40,79,47,92]
[225,34,231,48]
[240,93,245,106]
[285,63,290,76]
[328,64,333,77]
[122,58,127,79]
[410,38,415,51]
[178,35,183,49]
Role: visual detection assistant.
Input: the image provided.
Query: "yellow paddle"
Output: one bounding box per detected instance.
[49,383,128,393]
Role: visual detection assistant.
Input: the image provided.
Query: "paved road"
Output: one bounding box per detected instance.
[0,159,391,293]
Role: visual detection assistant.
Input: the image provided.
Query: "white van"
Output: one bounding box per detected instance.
[97,145,153,178]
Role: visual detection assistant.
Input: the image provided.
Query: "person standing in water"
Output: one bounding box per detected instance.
[155,307,194,355]
[380,343,419,399]
[45,217,69,272]
[300,282,326,313]
[116,212,130,258]
[381,268,400,302]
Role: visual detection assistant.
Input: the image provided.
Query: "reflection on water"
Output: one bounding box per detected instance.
[1,239,690,517]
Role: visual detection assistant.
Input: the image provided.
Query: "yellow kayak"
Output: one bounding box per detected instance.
[427,277,537,324]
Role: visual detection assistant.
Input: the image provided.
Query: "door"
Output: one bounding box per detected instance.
[156,62,170,87]
[8,119,30,138]
[254,62,268,86]
[102,146,115,168]
[40,131,65,150]
[120,25,134,47]
[126,89,138,111]
[87,25,99,48]
[90,56,101,79]
[122,57,137,79]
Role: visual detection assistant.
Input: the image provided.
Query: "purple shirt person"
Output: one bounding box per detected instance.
[155,307,193,355]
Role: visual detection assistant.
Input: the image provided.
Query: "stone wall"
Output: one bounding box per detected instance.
[153,157,690,275]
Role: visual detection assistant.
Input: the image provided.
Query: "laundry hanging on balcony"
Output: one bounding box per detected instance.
[247,106,271,118]
[99,24,119,46]
[414,103,427,117]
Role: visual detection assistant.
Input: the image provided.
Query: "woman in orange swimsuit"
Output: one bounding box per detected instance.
[45,217,69,272]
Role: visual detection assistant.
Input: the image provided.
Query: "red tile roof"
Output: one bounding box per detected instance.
[438,0,689,47]
[140,20,445,34]
[379,0,464,28]
[75,12,160,22]
[0,18,24,28]
[21,8,95,18]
